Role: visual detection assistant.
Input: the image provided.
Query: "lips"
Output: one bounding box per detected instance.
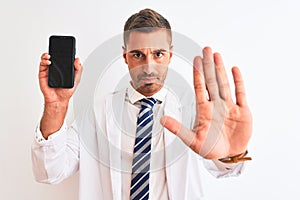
[140,76,157,84]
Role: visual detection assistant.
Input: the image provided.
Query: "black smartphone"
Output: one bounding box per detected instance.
[48,35,76,88]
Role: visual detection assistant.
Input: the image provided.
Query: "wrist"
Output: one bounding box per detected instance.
[41,101,69,139]
[43,102,69,120]
[44,97,70,106]
[218,150,252,164]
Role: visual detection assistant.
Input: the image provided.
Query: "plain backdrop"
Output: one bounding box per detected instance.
[1,0,300,199]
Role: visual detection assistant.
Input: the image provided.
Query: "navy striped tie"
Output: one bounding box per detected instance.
[130,97,157,200]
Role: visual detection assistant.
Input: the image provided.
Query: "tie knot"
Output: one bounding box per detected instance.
[140,97,157,109]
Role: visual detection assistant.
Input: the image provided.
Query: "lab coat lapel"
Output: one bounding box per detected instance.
[106,89,126,200]
[164,92,188,200]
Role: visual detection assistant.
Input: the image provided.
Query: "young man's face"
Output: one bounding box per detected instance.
[123,29,172,96]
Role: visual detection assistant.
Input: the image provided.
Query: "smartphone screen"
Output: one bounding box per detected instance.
[48,35,76,88]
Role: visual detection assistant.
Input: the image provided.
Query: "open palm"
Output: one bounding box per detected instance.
[161,47,252,160]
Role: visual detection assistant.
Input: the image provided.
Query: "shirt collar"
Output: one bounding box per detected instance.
[127,82,167,104]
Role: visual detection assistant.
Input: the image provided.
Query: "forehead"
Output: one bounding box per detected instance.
[126,30,170,51]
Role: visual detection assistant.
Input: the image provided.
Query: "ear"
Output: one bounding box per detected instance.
[122,46,128,64]
[169,45,173,63]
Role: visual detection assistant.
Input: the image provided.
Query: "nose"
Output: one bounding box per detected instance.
[143,55,155,74]
[145,53,156,64]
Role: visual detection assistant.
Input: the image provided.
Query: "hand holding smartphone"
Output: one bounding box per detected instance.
[48,35,76,88]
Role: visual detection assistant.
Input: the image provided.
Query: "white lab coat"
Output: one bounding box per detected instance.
[32,87,244,200]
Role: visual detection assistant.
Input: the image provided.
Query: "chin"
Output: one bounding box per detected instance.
[139,84,162,95]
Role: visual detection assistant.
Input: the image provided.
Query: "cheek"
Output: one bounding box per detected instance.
[157,57,170,71]
[128,65,142,80]
[126,58,140,70]
[157,56,171,66]
[126,58,137,71]
[159,66,168,77]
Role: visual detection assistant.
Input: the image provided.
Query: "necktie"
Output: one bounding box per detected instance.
[130,97,157,200]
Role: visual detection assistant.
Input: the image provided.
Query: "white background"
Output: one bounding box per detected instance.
[1,0,300,199]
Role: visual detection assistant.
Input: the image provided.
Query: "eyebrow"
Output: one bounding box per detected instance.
[128,49,168,54]
[153,49,168,53]
[128,50,143,54]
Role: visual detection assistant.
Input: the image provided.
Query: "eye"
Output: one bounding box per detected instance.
[155,51,164,58]
[133,52,143,58]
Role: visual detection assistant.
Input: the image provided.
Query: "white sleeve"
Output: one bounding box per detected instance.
[202,159,245,178]
[31,122,80,184]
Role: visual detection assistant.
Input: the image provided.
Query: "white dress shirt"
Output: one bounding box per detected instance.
[121,84,169,199]
[34,84,169,199]
[32,84,245,200]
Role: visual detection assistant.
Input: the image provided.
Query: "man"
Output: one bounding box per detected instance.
[32,8,252,200]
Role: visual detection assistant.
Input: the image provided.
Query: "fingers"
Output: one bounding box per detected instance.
[40,53,51,66]
[232,67,248,106]
[39,54,50,78]
[214,53,232,101]
[193,56,206,104]
[160,116,195,147]
[202,47,219,101]
[199,47,234,103]
[41,53,50,60]
[39,53,51,74]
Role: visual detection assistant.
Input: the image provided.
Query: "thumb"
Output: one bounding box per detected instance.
[160,116,195,147]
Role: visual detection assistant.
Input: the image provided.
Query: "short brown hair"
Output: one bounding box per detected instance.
[123,8,172,47]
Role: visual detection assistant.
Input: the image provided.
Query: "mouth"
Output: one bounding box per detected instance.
[140,76,157,84]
